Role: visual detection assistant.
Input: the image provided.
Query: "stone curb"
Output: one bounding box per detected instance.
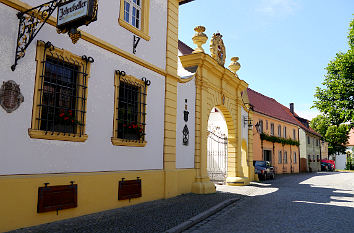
[164,198,239,233]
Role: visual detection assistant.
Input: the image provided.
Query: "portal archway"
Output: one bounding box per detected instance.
[180,50,253,194]
[207,107,228,183]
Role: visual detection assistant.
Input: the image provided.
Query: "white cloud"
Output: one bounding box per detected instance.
[256,0,298,16]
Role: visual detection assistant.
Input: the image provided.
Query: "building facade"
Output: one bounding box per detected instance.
[0,1,256,231]
[293,115,322,172]
[0,0,198,231]
[248,89,300,174]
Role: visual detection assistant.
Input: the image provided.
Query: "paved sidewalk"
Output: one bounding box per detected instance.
[8,191,241,233]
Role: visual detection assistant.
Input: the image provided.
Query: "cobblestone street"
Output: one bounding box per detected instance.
[185,172,354,233]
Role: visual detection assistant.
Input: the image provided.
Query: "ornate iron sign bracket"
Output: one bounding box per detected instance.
[133,35,140,54]
[11,0,62,71]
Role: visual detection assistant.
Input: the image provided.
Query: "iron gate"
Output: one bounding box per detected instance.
[207,129,228,182]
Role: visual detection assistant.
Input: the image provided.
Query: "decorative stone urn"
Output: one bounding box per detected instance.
[192,26,208,53]
[228,57,241,75]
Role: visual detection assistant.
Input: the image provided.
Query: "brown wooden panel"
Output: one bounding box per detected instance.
[37,184,77,213]
[118,178,142,200]
[300,158,308,173]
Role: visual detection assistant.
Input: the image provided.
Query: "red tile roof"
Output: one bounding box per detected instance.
[247,88,322,137]
[178,40,194,55]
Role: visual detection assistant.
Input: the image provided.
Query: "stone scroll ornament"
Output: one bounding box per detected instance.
[0,80,24,113]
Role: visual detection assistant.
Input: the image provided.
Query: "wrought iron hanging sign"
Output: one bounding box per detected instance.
[11,0,98,71]
[56,0,98,44]
[0,80,24,113]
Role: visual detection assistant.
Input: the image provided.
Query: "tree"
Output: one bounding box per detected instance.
[313,18,354,128]
[310,115,349,155]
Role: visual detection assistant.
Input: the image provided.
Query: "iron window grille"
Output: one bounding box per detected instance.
[29,41,93,141]
[112,70,150,146]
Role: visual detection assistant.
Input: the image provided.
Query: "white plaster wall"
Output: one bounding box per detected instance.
[335,154,347,170]
[19,0,167,70]
[178,50,194,77]
[176,77,195,168]
[241,107,248,145]
[0,5,165,175]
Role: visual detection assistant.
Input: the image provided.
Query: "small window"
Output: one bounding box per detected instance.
[284,151,288,164]
[111,72,148,146]
[270,123,274,136]
[259,120,263,133]
[293,152,297,164]
[266,120,268,130]
[308,155,311,162]
[29,41,92,142]
[293,129,296,140]
[313,155,315,161]
[283,126,287,138]
[278,125,281,137]
[307,136,310,144]
[278,151,282,164]
[119,0,151,40]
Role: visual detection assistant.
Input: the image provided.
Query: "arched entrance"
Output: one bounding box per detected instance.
[207,107,228,183]
[180,48,253,194]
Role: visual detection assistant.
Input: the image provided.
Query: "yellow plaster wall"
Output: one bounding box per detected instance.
[0,170,165,232]
[0,168,197,232]
[252,112,300,174]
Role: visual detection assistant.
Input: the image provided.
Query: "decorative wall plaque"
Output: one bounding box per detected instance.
[0,80,24,113]
[210,32,226,66]
[183,124,189,145]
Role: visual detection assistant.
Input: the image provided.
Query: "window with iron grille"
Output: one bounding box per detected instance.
[112,71,149,146]
[284,151,288,164]
[29,41,93,142]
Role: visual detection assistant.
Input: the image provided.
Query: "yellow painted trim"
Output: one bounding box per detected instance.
[118,0,150,41]
[112,73,148,147]
[0,0,165,76]
[28,129,88,142]
[29,41,90,142]
[111,138,147,147]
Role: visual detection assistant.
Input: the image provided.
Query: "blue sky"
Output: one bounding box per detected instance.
[178,0,354,120]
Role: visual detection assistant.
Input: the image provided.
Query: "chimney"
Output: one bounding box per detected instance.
[290,103,294,114]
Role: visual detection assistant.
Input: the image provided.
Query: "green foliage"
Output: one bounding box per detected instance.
[313,18,354,128]
[260,133,300,146]
[310,115,349,155]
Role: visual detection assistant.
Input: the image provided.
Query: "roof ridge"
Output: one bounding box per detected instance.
[247,88,276,102]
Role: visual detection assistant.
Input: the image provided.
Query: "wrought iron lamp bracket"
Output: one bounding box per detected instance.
[11,0,63,71]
